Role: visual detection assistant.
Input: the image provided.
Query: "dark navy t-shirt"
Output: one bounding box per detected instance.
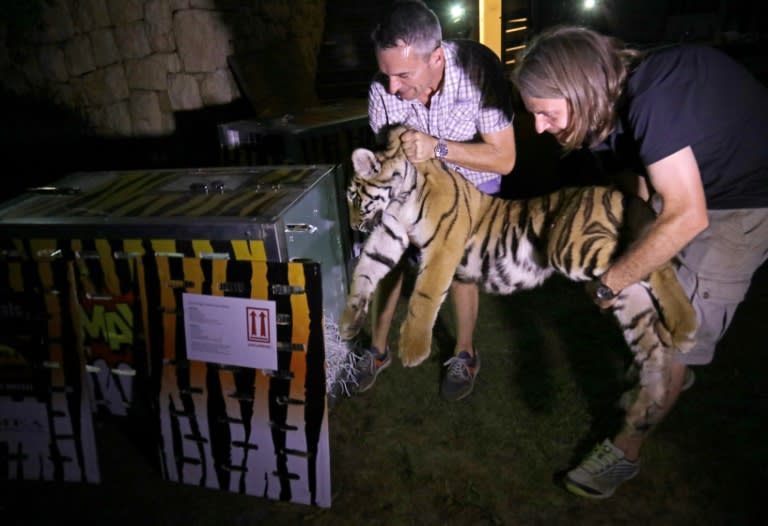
[598,45,768,209]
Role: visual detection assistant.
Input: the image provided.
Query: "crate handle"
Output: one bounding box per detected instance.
[27,186,81,195]
[285,223,317,233]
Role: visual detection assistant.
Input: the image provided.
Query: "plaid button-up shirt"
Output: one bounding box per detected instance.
[368,40,514,190]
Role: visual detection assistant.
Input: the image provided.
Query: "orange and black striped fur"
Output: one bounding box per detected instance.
[340,126,697,436]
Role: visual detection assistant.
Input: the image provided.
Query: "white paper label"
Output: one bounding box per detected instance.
[182,293,278,369]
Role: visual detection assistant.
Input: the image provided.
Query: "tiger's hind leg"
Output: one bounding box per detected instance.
[648,263,697,352]
[610,281,677,438]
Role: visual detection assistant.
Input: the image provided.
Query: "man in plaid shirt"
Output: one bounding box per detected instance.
[351,0,517,401]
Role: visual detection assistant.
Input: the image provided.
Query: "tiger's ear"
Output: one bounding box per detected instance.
[351,148,381,179]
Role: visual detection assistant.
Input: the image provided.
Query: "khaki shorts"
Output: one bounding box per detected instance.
[672,208,768,365]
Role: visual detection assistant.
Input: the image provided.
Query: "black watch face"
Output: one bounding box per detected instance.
[596,285,614,300]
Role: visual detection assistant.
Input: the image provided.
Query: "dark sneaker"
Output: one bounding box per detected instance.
[564,439,640,499]
[351,346,391,393]
[440,350,480,401]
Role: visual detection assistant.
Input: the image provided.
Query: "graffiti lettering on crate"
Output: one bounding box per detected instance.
[79,292,137,416]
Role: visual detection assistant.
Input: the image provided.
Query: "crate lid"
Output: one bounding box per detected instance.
[0,165,337,239]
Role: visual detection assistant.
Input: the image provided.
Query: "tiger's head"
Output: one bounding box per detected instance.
[348,125,411,232]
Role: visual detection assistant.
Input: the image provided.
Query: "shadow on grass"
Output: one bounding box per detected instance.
[485,277,632,459]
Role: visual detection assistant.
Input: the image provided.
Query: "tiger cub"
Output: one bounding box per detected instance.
[340,125,697,437]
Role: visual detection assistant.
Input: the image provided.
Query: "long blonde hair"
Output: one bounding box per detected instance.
[512,26,642,151]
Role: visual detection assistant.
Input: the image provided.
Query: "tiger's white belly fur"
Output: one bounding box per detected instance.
[455,236,554,294]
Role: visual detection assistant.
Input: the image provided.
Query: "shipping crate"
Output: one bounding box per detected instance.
[0,165,348,507]
[0,250,101,484]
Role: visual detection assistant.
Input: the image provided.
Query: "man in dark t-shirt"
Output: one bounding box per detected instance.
[514,26,768,500]
[605,44,768,209]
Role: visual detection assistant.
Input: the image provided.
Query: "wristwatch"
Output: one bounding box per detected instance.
[434,138,448,159]
[594,281,618,301]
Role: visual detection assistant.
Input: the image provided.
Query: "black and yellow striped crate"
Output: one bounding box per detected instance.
[0,164,348,507]
[0,247,101,484]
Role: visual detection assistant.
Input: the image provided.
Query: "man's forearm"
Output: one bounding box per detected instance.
[600,213,705,293]
[441,137,516,175]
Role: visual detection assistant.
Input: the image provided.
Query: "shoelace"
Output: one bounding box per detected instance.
[342,352,367,387]
[350,348,385,375]
[581,444,621,474]
[443,356,471,380]
[335,348,383,396]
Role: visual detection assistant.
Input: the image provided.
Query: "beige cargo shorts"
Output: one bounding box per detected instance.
[672,208,768,365]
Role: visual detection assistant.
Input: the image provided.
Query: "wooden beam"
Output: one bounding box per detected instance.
[479,0,502,59]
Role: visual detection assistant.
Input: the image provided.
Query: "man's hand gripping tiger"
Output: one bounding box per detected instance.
[340,125,697,437]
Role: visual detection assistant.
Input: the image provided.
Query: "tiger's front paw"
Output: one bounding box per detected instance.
[398,324,431,367]
[339,299,368,340]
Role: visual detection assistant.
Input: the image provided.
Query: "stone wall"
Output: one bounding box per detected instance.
[0,0,326,137]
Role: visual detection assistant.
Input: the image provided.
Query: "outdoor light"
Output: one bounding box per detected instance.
[449,3,466,22]
[582,0,597,9]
